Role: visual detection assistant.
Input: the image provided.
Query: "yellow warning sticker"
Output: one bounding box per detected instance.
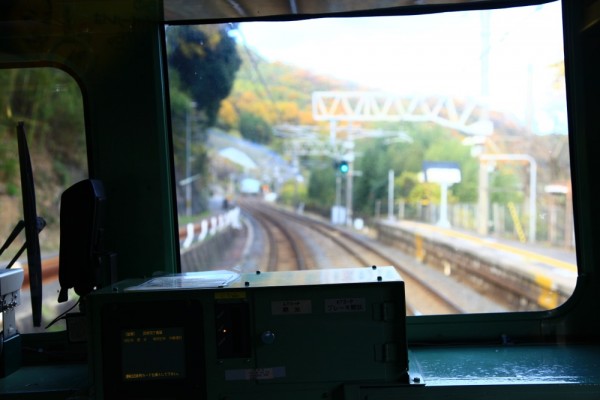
[215,291,247,300]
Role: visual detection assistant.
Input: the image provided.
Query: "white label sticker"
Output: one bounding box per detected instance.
[225,367,286,381]
[325,298,366,313]
[271,300,312,315]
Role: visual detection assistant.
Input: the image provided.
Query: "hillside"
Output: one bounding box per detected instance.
[217,45,364,132]
[217,44,571,198]
[0,68,87,260]
[0,42,570,261]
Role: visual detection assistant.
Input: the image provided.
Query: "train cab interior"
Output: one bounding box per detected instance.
[1,0,600,399]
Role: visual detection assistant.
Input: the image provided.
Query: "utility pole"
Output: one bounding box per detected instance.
[388,169,395,220]
[185,101,196,217]
[279,121,411,226]
[345,126,354,227]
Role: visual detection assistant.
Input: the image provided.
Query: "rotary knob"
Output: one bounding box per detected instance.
[261,330,276,344]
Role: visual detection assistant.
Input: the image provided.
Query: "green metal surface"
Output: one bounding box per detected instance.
[0,364,88,399]
[0,0,179,279]
[242,266,402,287]
[0,335,21,378]
[342,346,600,399]
[86,268,408,399]
[411,345,600,386]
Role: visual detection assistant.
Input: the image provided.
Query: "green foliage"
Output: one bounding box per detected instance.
[0,131,17,185]
[279,179,307,206]
[307,161,336,207]
[217,58,539,218]
[44,72,87,168]
[5,182,18,197]
[395,172,419,199]
[168,25,242,127]
[168,70,195,115]
[223,45,359,128]
[353,140,391,215]
[490,167,524,204]
[350,124,478,216]
[407,182,441,205]
[423,130,478,203]
[52,160,71,186]
[0,67,87,254]
[239,111,272,144]
[167,25,243,214]
[0,68,86,181]
[191,143,209,177]
[168,70,194,169]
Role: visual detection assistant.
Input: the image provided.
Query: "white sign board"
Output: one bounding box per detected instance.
[423,162,461,184]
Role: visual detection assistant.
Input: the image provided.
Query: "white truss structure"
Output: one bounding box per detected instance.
[312,91,493,136]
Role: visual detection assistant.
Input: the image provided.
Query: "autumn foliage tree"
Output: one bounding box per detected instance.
[239,111,272,144]
[167,25,241,214]
[168,25,241,126]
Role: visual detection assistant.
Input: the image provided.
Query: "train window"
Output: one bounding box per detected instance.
[166,1,574,315]
[0,67,86,332]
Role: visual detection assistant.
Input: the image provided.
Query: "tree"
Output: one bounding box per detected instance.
[0,67,87,248]
[395,171,419,200]
[279,178,307,207]
[350,122,481,217]
[307,160,336,207]
[168,25,241,126]
[353,140,390,215]
[239,111,272,144]
[167,25,241,215]
[489,166,524,204]
[423,131,478,203]
[216,99,238,130]
[408,182,441,205]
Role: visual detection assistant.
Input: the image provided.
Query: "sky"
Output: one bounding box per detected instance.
[234,1,567,134]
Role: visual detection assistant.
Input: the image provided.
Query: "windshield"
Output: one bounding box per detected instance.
[166,1,574,316]
[0,67,86,332]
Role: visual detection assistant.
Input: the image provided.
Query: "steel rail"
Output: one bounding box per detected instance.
[240,201,308,272]
[245,202,464,315]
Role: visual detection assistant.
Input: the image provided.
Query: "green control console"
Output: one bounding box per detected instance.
[87,266,408,399]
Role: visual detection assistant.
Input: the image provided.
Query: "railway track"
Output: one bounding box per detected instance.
[12,200,503,323]
[239,199,466,316]
[288,212,464,316]
[241,201,311,271]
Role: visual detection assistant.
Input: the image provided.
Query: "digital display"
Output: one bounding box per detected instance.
[121,327,186,381]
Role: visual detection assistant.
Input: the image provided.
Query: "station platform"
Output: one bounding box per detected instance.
[376,219,577,310]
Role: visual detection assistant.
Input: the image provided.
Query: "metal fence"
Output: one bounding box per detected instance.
[395,201,574,249]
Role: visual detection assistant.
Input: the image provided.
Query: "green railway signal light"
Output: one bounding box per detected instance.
[338,161,349,174]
